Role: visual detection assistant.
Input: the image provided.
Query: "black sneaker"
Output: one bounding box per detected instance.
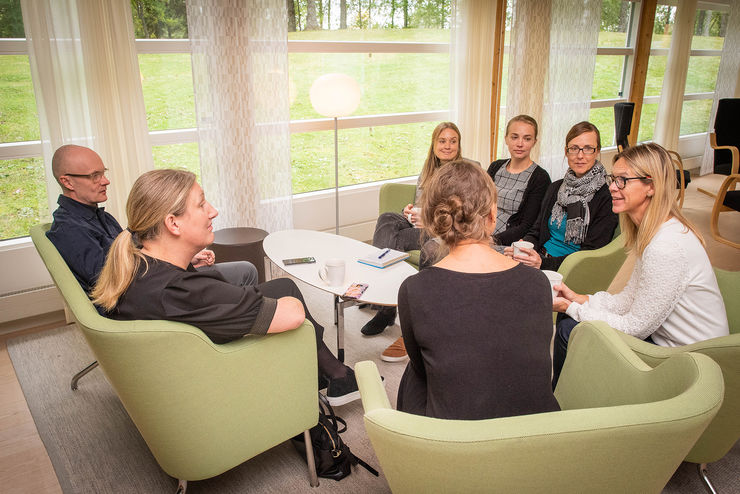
[326,368,360,406]
[360,307,397,336]
[318,374,329,391]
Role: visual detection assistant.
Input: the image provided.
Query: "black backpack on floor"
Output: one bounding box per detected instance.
[292,393,378,481]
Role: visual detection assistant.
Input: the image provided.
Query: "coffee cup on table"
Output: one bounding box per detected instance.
[512,240,534,257]
[542,270,564,300]
[319,258,346,286]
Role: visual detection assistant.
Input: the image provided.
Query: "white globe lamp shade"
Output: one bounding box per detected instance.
[309,73,361,117]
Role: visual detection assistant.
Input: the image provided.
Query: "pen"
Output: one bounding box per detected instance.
[378,248,390,259]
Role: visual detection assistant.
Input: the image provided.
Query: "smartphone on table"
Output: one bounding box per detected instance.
[342,283,369,300]
[283,257,316,265]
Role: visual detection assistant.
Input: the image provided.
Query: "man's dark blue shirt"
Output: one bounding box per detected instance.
[46,194,122,293]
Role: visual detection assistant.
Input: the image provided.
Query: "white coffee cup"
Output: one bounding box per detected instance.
[512,240,534,257]
[406,207,422,226]
[542,270,564,300]
[319,258,346,286]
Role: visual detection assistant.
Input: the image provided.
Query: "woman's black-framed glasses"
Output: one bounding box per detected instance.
[566,145,597,155]
[606,174,652,189]
[63,168,108,184]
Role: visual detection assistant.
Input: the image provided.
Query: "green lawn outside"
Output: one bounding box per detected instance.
[0,29,725,239]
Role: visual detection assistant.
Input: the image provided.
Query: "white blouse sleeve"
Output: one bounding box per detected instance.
[565,236,691,340]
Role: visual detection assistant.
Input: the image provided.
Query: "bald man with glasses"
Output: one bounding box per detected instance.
[47,145,257,294]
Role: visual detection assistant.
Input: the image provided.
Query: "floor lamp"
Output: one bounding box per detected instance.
[309,73,361,235]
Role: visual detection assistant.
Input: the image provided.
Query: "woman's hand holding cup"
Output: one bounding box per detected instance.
[404,204,423,227]
[509,240,542,269]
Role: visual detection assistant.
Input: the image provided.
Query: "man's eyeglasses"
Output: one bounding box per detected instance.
[566,146,597,156]
[606,174,652,189]
[63,168,108,184]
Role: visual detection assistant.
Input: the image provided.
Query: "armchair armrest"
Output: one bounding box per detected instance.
[356,360,392,412]
[710,133,739,175]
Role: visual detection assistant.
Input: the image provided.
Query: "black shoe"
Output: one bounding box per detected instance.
[326,368,360,406]
[360,307,397,336]
[319,374,329,391]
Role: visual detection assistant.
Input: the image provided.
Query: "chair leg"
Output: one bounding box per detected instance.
[70,360,99,391]
[304,429,319,487]
[176,479,187,494]
[697,463,718,494]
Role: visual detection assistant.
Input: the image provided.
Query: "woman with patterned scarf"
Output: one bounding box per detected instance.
[504,121,618,271]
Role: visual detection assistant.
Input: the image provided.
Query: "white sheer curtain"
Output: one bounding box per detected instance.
[505,0,601,179]
[450,0,500,166]
[20,0,153,221]
[700,0,740,175]
[186,0,293,232]
[653,0,697,152]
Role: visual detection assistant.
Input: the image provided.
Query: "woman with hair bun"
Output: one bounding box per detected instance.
[366,122,479,362]
[395,160,559,420]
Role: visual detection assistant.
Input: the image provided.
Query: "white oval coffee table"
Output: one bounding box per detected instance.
[263,229,417,361]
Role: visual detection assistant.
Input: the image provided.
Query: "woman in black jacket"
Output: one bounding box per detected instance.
[487,114,551,247]
[505,121,618,271]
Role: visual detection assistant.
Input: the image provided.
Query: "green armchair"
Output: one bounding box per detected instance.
[615,267,740,493]
[356,321,724,494]
[30,224,320,492]
[556,232,627,295]
[378,182,420,268]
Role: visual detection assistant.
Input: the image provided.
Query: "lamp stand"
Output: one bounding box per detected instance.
[333,116,339,235]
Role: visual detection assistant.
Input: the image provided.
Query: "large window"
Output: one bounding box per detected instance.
[132,1,453,193]
[638,2,729,142]
[286,3,451,193]
[0,0,48,240]
[0,0,732,241]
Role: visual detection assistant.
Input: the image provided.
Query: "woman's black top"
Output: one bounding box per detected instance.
[487,159,551,246]
[109,255,277,343]
[523,180,618,271]
[396,264,560,420]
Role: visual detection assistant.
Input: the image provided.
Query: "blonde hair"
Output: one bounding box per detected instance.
[92,169,196,310]
[614,142,703,256]
[505,114,538,139]
[418,122,462,189]
[422,160,498,252]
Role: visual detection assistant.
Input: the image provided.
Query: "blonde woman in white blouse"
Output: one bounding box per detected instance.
[551,142,729,386]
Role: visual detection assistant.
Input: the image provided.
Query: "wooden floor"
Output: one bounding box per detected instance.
[0,177,737,493]
[0,324,64,494]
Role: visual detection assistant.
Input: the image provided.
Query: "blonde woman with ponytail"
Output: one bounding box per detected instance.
[552,142,729,386]
[93,169,363,407]
[395,160,559,420]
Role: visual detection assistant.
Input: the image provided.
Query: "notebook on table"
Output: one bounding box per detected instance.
[358,248,409,269]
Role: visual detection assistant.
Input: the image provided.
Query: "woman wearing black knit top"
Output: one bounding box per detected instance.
[396,160,559,420]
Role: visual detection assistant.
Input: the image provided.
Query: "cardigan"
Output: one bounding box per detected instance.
[566,218,729,346]
[523,179,618,271]
[487,159,551,246]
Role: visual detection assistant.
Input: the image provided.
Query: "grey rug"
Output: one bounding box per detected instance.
[7,277,739,493]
